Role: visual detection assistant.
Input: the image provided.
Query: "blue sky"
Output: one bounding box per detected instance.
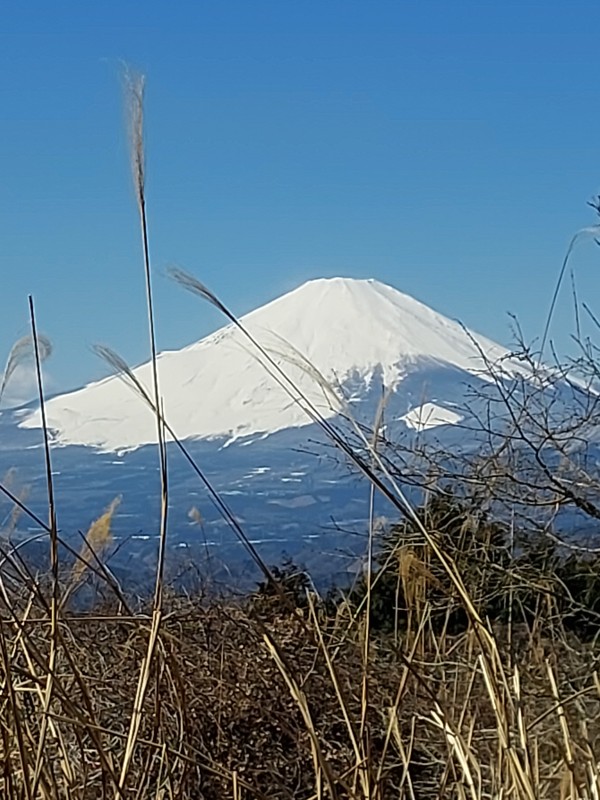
[2,0,600,399]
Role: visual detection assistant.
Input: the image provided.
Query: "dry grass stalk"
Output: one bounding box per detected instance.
[0,333,52,407]
[116,66,171,796]
[262,628,339,799]
[0,470,30,541]
[68,496,121,591]
[307,593,369,797]
[26,296,61,800]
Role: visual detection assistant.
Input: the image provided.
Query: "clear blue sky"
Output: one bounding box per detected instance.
[2,0,600,399]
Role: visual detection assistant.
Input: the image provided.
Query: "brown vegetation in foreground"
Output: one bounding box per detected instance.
[1,494,600,800]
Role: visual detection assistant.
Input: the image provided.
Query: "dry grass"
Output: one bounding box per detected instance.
[0,566,598,799]
[66,497,121,600]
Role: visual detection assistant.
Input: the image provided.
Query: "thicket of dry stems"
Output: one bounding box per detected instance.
[1,504,600,799]
[1,71,599,798]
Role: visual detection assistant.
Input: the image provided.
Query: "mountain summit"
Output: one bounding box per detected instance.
[21,277,511,451]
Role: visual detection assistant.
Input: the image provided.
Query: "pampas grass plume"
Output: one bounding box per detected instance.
[70,496,121,588]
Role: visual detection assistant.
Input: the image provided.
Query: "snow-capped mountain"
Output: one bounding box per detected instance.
[1,276,538,589]
[21,277,514,452]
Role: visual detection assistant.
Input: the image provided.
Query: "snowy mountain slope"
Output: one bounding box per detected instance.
[21,277,516,452]
[400,402,464,432]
